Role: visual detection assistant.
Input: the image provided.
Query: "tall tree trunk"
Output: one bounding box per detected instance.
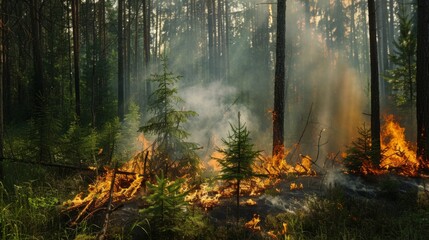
[368,0,381,165]
[91,0,97,127]
[143,0,151,107]
[71,0,81,118]
[273,0,286,157]
[118,0,125,121]
[125,0,131,113]
[0,1,4,180]
[207,0,215,80]
[416,0,429,168]
[30,0,48,161]
[225,0,230,82]
[135,0,140,109]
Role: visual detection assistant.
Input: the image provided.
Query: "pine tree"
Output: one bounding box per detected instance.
[344,124,373,174]
[213,112,261,223]
[137,173,208,239]
[385,7,417,106]
[139,57,199,179]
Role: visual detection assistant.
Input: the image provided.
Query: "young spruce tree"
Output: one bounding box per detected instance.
[138,174,194,239]
[213,112,261,223]
[385,6,417,106]
[139,57,199,179]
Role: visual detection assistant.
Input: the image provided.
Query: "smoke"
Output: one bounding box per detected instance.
[282,1,367,160]
[180,81,270,161]
[149,0,368,163]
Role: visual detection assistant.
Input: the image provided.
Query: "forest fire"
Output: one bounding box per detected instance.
[347,115,421,176]
[62,114,426,227]
[63,138,317,223]
[62,153,147,224]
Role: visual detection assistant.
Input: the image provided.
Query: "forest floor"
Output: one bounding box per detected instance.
[2,163,429,239]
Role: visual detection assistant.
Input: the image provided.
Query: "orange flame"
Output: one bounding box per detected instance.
[290,182,303,191]
[380,115,419,175]
[244,214,261,231]
[63,151,149,224]
[358,115,420,176]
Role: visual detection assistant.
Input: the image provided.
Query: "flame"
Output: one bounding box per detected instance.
[206,151,224,171]
[64,133,317,224]
[245,199,257,206]
[357,115,420,176]
[244,214,261,231]
[380,115,419,175]
[290,182,303,191]
[62,152,148,224]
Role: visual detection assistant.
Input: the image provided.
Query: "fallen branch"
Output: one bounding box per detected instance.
[0,156,148,177]
[288,103,313,163]
[98,163,118,240]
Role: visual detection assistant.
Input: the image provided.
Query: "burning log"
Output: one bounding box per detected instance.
[62,153,149,225]
[98,163,118,239]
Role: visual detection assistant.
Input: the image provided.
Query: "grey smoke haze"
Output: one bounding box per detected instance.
[180,81,270,161]
[156,0,367,162]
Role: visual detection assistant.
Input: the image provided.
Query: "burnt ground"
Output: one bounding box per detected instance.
[207,171,429,227]
[101,171,429,238]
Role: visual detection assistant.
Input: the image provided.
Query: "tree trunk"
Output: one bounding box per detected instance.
[71,0,81,118]
[0,2,4,180]
[0,0,8,180]
[368,0,381,165]
[143,0,151,106]
[416,0,429,168]
[273,0,286,157]
[225,0,230,82]
[118,0,125,121]
[30,0,49,161]
[207,0,215,80]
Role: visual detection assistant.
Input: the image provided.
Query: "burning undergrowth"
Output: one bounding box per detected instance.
[62,136,316,226]
[344,115,422,176]
[61,115,429,239]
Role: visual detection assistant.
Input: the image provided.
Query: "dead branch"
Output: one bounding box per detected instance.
[288,103,313,163]
[98,163,118,240]
[0,157,148,177]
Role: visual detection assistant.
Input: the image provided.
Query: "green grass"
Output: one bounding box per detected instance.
[2,161,429,240]
[264,186,429,240]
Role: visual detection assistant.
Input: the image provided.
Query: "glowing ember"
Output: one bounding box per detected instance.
[290,182,303,191]
[244,214,261,231]
[245,199,257,206]
[267,231,277,239]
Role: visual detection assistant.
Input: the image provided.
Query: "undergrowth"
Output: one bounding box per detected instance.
[264,186,429,240]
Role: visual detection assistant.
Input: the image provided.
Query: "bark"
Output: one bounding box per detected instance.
[0,2,3,180]
[143,0,151,104]
[207,0,215,80]
[225,0,230,82]
[71,0,81,118]
[0,0,7,180]
[273,0,286,157]
[30,0,48,161]
[118,0,125,121]
[368,0,381,165]
[416,0,429,167]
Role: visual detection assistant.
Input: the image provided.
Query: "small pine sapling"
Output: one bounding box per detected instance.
[213,112,261,223]
[344,123,384,174]
[139,57,199,179]
[137,174,207,239]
